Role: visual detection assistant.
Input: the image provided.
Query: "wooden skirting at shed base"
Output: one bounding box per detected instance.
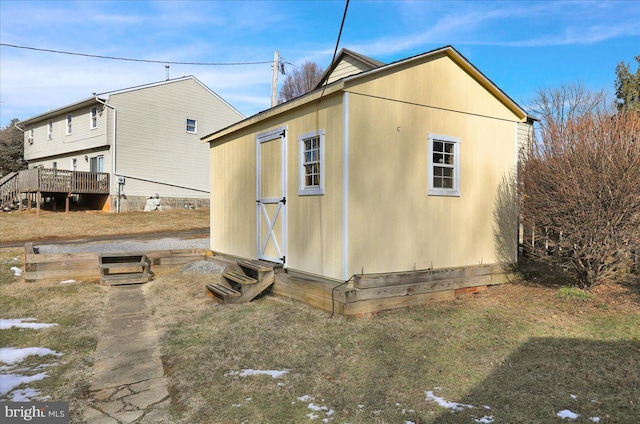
[22,243,212,283]
[272,264,515,317]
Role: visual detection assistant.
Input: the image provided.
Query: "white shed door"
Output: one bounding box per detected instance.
[256,128,287,264]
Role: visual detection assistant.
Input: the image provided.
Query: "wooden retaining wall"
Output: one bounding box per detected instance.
[23,243,211,283]
[272,264,515,317]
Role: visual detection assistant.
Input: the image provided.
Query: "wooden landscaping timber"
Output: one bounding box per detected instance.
[353,264,505,289]
[342,290,455,317]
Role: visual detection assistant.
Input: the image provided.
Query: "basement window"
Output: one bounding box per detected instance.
[299,130,324,196]
[186,119,197,134]
[428,133,460,196]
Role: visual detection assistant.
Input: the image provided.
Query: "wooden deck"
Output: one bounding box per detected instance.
[1,168,109,212]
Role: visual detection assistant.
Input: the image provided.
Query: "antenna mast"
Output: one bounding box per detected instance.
[271,50,279,107]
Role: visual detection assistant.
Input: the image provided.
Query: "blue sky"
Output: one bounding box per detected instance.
[1,0,638,128]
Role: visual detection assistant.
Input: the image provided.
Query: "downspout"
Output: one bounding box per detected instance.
[94,97,119,212]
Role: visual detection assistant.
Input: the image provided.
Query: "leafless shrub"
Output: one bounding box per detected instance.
[520,111,640,288]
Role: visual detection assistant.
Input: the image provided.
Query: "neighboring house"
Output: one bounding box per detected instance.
[18,76,243,212]
[202,46,533,311]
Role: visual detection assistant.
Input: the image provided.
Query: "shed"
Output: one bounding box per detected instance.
[202,46,533,315]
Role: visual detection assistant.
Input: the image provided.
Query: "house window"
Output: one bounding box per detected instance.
[66,114,73,135]
[91,107,98,129]
[298,130,324,196]
[90,155,104,172]
[186,119,197,134]
[47,120,53,140]
[52,161,57,169]
[28,126,34,144]
[428,133,460,196]
[72,158,77,171]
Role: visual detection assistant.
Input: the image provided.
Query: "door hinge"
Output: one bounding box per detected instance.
[281,197,286,204]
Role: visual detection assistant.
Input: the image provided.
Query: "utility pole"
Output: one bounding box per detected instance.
[271,50,279,107]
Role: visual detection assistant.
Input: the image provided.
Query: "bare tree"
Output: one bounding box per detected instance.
[520,110,640,287]
[277,61,324,104]
[526,83,609,147]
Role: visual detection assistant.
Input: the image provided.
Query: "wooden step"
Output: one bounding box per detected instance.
[223,271,257,285]
[101,272,152,286]
[206,283,241,298]
[237,260,274,272]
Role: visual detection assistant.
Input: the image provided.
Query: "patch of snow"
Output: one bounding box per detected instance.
[475,416,495,423]
[0,347,62,365]
[307,412,319,420]
[233,369,289,378]
[0,318,58,330]
[298,394,314,402]
[0,372,48,396]
[570,394,577,399]
[589,418,600,423]
[9,387,42,401]
[10,266,22,276]
[308,403,328,411]
[557,409,580,420]
[358,404,364,409]
[425,391,474,412]
[60,279,76,284]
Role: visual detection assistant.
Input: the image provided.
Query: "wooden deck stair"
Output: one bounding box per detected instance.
[99,253,151,286]
[206,259,275,303]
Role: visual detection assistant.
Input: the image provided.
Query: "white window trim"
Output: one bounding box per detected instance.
[428,133,460,197]
[186,118,197,134]
[90,107,98,130]
[298,130,324,196]
[66,113,73,135]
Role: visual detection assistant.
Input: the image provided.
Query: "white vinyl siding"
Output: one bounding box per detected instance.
[428,133,460,196]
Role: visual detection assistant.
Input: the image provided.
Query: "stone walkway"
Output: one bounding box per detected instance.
[85,285,172,423]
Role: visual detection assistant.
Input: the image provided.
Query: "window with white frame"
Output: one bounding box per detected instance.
[428,133,460,196]
[298,130,324,195]
[28,126,34,144]
[186,118,197,134]
[90,107,98,129]
[47,120,53,140]
[66,113,73,135]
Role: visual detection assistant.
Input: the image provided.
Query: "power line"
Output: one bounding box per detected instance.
[0,43,274,66]
[320,0,349,97]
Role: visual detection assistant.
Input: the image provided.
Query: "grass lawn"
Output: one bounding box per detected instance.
[0,208,209,244]
[147,272,640,424]
[1,209,639,423]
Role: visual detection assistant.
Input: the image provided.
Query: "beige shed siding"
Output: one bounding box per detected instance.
[210,97,345,279]
[346,52,517,123]
[283,96,344,279]
[346,60,520,275]
[326,56,375,85]
[111,78,243,198]
[210,129,258,260]
[24,105,108,163]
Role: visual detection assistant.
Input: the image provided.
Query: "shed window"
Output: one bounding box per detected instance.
[428,133,460,196]
[186,119,197,134]
[91,107,98,129]
[298,130,324,196]
[66,114,73,135]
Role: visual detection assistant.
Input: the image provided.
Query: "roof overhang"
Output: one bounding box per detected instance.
[20,97,105,125]
[202,45,530,144]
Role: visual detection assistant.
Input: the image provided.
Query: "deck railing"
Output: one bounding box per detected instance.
[16,168,110,194]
